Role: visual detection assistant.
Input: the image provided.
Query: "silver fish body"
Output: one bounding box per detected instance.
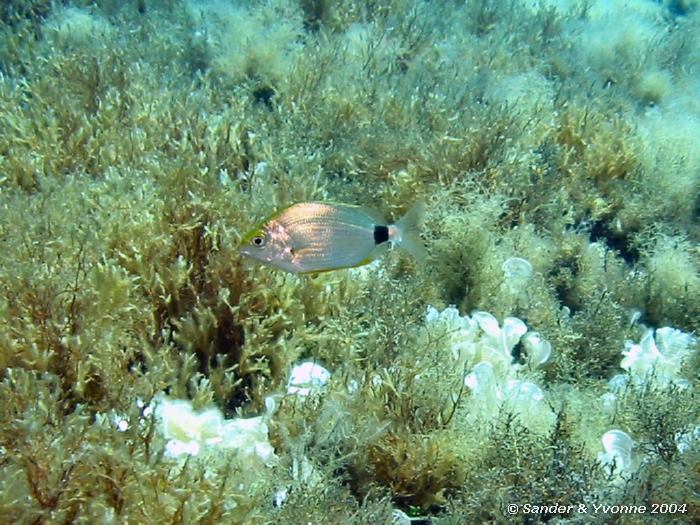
[240,201,425,274]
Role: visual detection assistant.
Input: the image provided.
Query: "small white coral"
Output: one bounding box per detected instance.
[597,429,636,483]
[472,312,527,371]
[501,256,534,293]
[425,304,460,325]
[521,331,552,368]
[424,306,554,371]
[621,327,696,384]
[154,396,276,465]
[504,379,545,414]
[424,305,478,362]
[426,306,555,434]
[464,361,502,416]
[287,361,331,396]
[464,361,555,434]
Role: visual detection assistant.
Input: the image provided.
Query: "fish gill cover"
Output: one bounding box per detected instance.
[0,0,698,523]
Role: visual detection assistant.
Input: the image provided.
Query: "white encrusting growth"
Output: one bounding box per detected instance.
[425,305,555,434]
[287,361,332,396]
[153,396,277,464]
[621,327,696,386]
[598,429,635,483]
[522,332,552,369]
[501,257,534,294]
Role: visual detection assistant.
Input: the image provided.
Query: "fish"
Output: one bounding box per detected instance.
[239,201,426,274]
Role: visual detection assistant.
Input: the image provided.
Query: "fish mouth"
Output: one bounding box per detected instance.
[239,246,257,259]
[239,246,272,264]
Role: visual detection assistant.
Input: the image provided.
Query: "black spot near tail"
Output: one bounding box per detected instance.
[374,225,389,245]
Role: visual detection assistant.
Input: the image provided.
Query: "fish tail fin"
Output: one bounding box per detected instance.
[394,201,427,263]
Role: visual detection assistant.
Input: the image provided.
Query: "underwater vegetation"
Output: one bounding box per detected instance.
[0,0,698,523]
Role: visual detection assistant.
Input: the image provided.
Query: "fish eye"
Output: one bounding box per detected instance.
[252,235,266,247]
